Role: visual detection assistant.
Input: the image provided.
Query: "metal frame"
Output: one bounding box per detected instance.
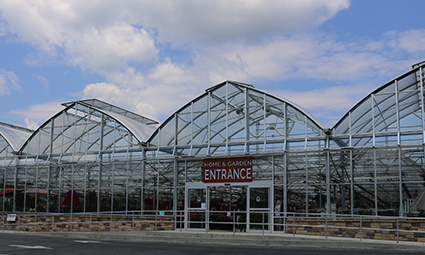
[0,65,424,220]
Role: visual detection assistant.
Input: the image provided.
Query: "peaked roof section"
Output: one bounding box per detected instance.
[332,62,424,135]
[0,122,33,152]
[62,99,159,144]
[223,80,326,129]
[147,80,326,147]
[62,99,159,125]
[20,99,158,155]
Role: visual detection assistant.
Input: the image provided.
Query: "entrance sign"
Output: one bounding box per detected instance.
[203,157,253,183]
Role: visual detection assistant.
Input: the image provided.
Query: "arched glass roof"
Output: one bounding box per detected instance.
[333,63,425,147]
[148,81,325,155]
[0,122,33,154]
[62,99,158,125]
[20,99,158,162]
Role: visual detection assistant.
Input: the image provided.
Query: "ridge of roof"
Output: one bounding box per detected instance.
[61,99,159,125]
[0,122,34,133]
[0,122,34,152]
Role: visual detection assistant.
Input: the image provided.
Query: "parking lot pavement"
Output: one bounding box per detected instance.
[2,230,425,251]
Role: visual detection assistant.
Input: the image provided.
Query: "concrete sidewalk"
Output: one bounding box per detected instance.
[3,230,425,251]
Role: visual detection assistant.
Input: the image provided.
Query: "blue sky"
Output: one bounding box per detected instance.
[1,0,425,130]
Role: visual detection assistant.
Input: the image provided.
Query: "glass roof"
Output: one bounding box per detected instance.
[333,64,424,146]
[148,81,325,151]
[62,99,159,125]
[20,100,157,159]
[0,122,33,152]
[100,108,156,143]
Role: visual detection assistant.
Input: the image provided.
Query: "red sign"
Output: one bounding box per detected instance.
[203,157,253,183]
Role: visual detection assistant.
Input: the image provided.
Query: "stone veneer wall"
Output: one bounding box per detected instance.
[2,213,425,242]
[0,213,174,232]
[284,218,425,242]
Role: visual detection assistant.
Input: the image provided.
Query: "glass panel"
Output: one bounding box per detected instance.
[373,93,397,133]
[208,185,247,231]
[398,72,417,91]
[188,188,206,229]
[274,156,284,184]
[158,190,173,211]
[176,112,192,145]
[112,189,126,212]
[399,90,421,131]
[209,186,229,211]
[188,188,205,209]
[253,157,273,181]
[209,186,232,230]
[233,186,247,232]
[286,107,307,138]
[248,186,272,231]
[185,160,203,183]
[250,187,269,209]
[351,97,372,134]
[189,211,206,229]
[249,212,269,231]
[159,118,175,147]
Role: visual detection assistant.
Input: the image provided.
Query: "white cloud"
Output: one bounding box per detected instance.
[0,69,20,96]
[148,59,195,84]
[388,30,425,53]
[65,25,158,73]
[9,102,63,128]
[35,74,49,89]
[4,0,425,129]
[139,0,351,44]
[271,83,375,127]
[24,119,39,130]
[0,0,350,71]
[0,1,158,72]
[82,82,199,121]
[0,19,6,36]
[277,83,373,110]
[83,82,124,102]
[79,28,425,125]
[196,33,414,83]
[0,0,352,123]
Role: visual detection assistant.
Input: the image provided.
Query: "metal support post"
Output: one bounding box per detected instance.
[397,218,400,243]
[325,214,328,239]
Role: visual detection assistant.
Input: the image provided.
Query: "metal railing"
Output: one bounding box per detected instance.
[1,210,424,243]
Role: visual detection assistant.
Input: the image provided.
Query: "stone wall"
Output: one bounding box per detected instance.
[0,213,174,232]
[2,213,425,242]
[283,218,425,242]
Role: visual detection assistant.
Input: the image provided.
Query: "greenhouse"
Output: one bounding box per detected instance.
[1,62,425,232]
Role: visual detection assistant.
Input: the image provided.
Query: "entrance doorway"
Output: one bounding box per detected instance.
[185,181,272,232]
[209,185,246,231]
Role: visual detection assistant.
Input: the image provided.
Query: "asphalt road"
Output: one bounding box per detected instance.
[0,232,424,255]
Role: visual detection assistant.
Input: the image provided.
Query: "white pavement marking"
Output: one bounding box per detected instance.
[9,245,52,249]
[74,240,105,244]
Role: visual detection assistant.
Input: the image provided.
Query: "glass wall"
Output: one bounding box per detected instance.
[0,66,425,219]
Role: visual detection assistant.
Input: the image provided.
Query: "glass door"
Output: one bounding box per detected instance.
[185,181,272,232]
[209,186,230,230]
[248,186,271,232]
[209,185,247,231]
[232,186,247,232]
[186,188,206,229]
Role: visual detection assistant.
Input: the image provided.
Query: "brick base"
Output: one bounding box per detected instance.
[284,218,425,242]
[0,214,174,232]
